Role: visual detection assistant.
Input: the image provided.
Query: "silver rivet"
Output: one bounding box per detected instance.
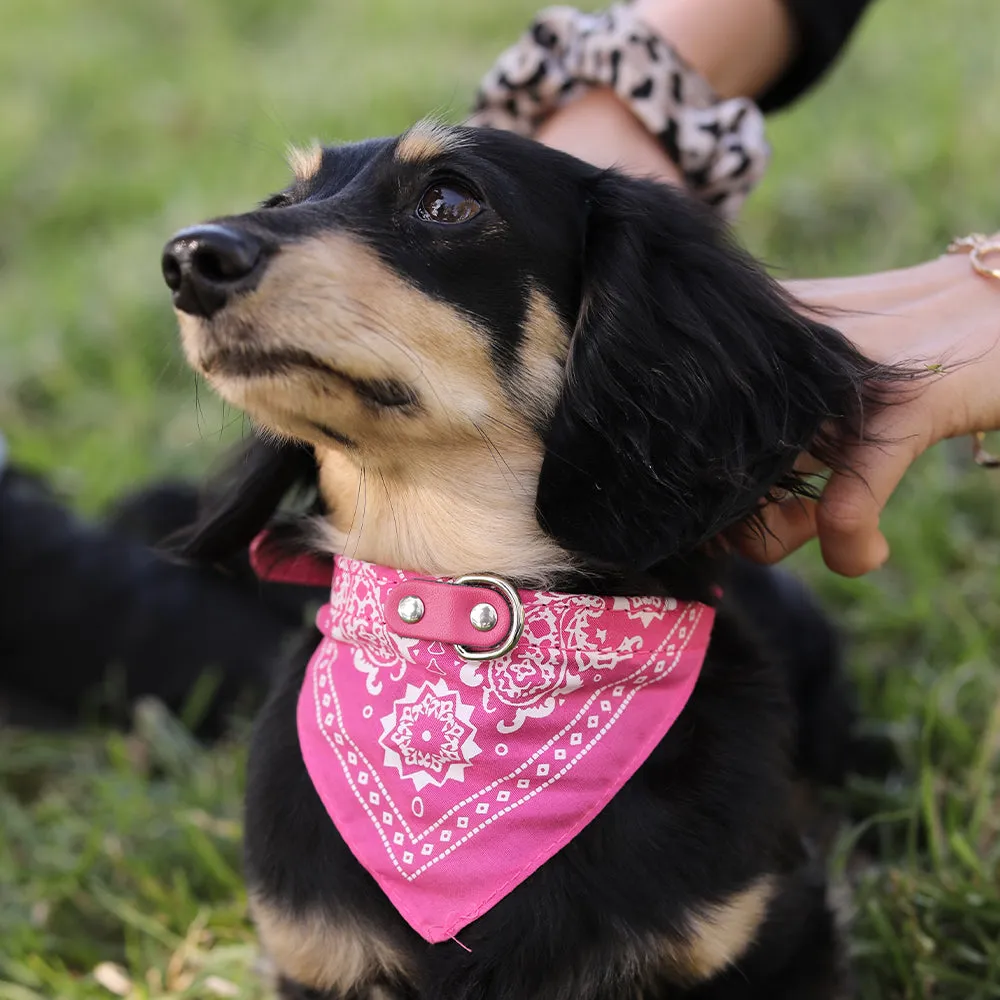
[470,602,498,632]
[397,595,425,624]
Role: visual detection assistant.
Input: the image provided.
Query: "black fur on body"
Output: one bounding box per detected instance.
[161,122,912,999]
[0,465,318,735]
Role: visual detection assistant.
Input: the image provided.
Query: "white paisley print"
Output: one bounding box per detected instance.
[379,679,481,790]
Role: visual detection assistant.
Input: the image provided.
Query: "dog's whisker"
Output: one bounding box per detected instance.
[474,422,529,497]
[321,309,462,426]
[214,411,248,436]
[377,469,402,558]
[348,465,369,560]
[481,413,529,438]
[329,306,472,437]
[338,305,460,432]
[335,302,427,372]
[474,423,517,495]
[341,458,366,558]
[152,353,177,388]
[193,376,206,439]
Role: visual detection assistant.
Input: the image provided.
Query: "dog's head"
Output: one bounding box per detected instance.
[165,121,889,587]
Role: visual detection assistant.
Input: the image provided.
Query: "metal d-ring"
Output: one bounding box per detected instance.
[453,573,525,661]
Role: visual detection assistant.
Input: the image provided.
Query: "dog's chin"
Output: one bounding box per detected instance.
[196,371,354,448]
[175,310,212,370]
[172,335,343,447]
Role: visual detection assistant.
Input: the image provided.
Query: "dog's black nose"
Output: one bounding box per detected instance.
[161,225,264,318]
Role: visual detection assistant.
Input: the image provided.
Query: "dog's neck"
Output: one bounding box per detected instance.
[313,441,577,588]
[310,442,726,603]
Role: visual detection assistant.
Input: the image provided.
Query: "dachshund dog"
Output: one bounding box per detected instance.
[161,120,903,1000]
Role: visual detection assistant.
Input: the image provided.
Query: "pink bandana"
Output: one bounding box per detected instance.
[259,544,715,943]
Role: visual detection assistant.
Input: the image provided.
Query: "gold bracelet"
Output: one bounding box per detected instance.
[948,233,1000,282]
[947,234,1000,467]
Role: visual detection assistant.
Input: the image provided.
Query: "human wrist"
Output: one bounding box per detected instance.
[786,249,1000,362]
[534,0,794,188]
[471,3,770,216]
[785,258,964,324]
[789,247,1000,453]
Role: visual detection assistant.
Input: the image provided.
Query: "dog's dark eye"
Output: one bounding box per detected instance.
[416,184,482,225]
[261,192,293,210]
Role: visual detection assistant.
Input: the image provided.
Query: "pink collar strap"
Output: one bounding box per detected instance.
[253,535,716,943]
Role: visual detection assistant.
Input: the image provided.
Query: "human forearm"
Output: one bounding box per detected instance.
[535,88,684,183]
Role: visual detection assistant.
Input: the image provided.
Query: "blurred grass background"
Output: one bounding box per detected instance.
[2,0,1000,996]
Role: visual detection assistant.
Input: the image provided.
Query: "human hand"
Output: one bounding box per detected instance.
[736,247,1000,576]
[528,21,1000,579]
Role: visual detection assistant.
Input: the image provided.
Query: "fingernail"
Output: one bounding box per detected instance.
[874,533,890,568]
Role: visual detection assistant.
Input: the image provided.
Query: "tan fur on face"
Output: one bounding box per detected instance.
[309,284,573,581]
[253,895,411,994]
[655,876,775,984]
[286,140,322,183]
[395,119,466,164]
[177,233,501,428]
[517,287,571,420]
[177,233,576,584]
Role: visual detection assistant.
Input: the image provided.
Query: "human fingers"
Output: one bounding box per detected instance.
[813,416,923,576]
[736,432,909,576]
[732,492,819,564]
[731,450,827,563]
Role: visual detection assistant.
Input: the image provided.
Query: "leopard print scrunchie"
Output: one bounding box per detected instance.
[469,3,770,218]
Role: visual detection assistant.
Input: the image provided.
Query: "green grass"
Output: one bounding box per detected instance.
[2,0,1000,996]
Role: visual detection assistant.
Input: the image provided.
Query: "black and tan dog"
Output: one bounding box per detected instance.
[162,121,902,1000]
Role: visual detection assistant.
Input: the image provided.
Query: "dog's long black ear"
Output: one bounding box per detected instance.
[537,173,900,571]
[174,436,318,564]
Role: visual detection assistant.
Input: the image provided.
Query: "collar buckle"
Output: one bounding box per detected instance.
[453,574,525,661]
